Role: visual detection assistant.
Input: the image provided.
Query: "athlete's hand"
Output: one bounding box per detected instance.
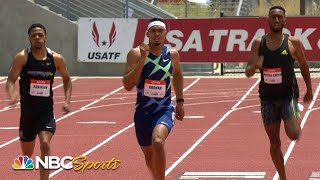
[175,103,184,121]
[303,90,313,103]
[63,102,71,114]
[139,43,149,60]
[9,93,19,105]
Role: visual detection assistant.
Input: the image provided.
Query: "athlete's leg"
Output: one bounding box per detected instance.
[19,112,37,157]
[38,110,56,180]
[38,131,53,180]
[282,98,301,140]
[141,146,156,178]
[151,124,168,180]
[20,140,36,157]
[261,100,286,180]
[265,122,286,180]
[135,112,156,179]
[139,124,169,180]
[136,108,174,180]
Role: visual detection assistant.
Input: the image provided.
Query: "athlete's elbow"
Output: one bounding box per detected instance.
[123,85,134,91]
[245,70,254,78]
[245,66,256,78]
[122,79,134,91]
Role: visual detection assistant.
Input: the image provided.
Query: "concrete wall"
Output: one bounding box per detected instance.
[0,0,126,76]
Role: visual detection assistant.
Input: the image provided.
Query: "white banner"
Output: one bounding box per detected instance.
[78,18,138,62]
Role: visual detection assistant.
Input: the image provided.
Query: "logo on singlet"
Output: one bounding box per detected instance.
[281,50,288,55]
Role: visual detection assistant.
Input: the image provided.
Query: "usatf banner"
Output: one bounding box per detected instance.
[78,18,138,62]
[78,17,320,63]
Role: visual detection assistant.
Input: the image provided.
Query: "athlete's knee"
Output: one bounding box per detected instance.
[287,130,300,141]
[152,137,165,151]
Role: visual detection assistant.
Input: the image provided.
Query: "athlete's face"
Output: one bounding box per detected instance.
[268,9,286,33]
[147,25,166,46]
[29,27,46,49]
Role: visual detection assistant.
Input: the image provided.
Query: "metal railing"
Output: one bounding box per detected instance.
[34,0,176,21]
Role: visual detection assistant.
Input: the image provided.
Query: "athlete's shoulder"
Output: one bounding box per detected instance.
[126,47,142,63]
[168,47,179,59]
[250,36,263,52]
[16,48,28,57]
[253,36,263,45]
[49,49,65,61]
[14,49,28,62]
[288,35,302,51]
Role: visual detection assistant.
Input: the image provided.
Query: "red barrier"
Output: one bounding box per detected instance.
[134,17,320,62]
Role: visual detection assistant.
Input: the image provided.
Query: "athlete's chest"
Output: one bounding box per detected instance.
[26,59,56,77]
[143,56,172,75]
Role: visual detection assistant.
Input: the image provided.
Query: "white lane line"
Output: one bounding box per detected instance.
[0,127,19,130]
[77,121,116,124]
[165,78,260,176]
[310,172,320,179]
[180,172,266,179]
[0,80,7,85]
[273,81,320,180]
[184,116,204,119]
[49,78,201,178]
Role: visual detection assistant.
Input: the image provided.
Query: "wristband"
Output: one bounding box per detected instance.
[176,98,184,103]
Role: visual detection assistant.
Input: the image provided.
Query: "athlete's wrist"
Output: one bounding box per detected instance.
[176,98,184,105]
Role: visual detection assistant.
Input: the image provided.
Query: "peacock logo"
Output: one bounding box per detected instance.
[12,156,34,170]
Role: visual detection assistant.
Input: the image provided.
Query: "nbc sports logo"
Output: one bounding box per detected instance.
[11,155,120,171]
[12,156,34,170]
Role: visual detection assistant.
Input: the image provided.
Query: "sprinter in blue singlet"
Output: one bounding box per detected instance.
[123,18,185,180]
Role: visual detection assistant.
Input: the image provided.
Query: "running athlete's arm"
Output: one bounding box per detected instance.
[171,48,184,121]
[290,36,313,102]
[53,53,72,106]
[245,38,261,78]
[122,44,148,91]
[6,50,27,104]
[171,49,184,100]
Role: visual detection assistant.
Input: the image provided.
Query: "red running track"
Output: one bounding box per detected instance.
[0,77,319,180]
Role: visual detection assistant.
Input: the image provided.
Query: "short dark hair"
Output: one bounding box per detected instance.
[28,23,47,35]
[269,6,286,15]
[149,18,164,24]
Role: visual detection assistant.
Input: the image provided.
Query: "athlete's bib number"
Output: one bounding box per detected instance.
[144,79,166,98]
[30,79,50,97]
[263,68,282,84]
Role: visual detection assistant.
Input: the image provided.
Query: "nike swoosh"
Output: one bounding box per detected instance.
[163,58,169,62]
[46,126,53,129]
[160,122,169,127]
